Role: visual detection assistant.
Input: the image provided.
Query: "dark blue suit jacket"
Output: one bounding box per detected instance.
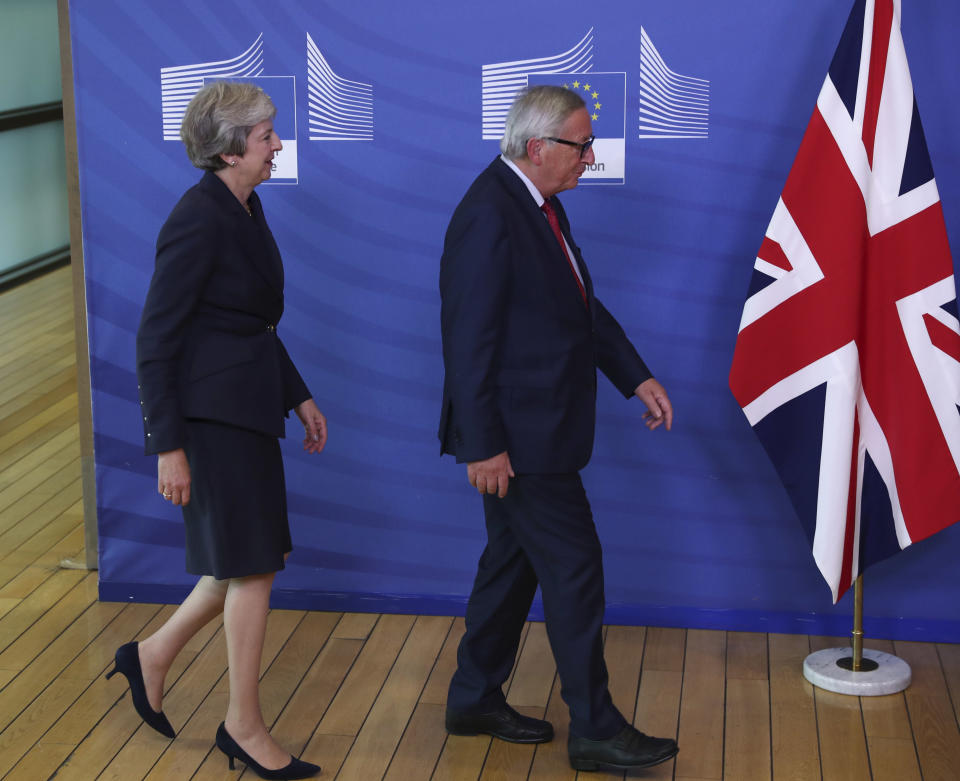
[439,157,652,473]
[136,172,310,455]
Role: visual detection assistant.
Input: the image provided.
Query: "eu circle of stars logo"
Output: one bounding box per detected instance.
[563,79,602,122]
[529,71,625,183]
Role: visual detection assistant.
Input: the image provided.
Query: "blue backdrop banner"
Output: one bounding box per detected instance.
[68,0,960,640]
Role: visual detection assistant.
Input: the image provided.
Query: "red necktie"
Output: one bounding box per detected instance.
[541,200,587,306]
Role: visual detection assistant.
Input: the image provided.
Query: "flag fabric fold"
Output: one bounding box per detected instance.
[729,0,960,602]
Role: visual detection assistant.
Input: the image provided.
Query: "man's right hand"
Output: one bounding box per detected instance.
[467,451,515,498]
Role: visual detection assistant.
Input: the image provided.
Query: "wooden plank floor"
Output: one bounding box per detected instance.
[2,267,960,780]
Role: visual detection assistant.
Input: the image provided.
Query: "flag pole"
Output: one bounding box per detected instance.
[852,575,864,670]
[836,575,875,673]
[802,574,911,695]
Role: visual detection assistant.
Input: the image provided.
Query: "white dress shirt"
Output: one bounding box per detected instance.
[500,155,585,287]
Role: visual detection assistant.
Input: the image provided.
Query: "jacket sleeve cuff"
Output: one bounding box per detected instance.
[143,422,186,455]
[451,421,508,463]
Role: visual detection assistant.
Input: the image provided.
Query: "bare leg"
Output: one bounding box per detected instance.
[222,572,291,770]
[138,575,229,711]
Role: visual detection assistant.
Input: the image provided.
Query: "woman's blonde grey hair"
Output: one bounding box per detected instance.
[499,85,586,160]
[180,81,276,171]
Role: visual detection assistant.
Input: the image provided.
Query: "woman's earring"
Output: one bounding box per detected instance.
[229,160,238,167]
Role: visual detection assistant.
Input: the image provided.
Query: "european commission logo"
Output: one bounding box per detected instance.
[160,35,265,143]
[638,28,708,139]
[481,27,709,184]
[159,34,374,184]
[306,33,373,141]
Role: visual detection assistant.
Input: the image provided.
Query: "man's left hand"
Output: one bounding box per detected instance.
[634,378,673,431]
[467,450,515,498]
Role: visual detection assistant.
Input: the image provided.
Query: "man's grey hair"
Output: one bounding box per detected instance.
[180,81,276,171]
[499,85,586,160]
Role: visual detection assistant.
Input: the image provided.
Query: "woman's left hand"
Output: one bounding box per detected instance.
[295,398,327,454]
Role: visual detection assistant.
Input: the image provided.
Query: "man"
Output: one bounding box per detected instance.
[438,85,679,772]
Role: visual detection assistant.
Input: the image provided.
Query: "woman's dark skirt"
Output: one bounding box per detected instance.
[181,419,291,579]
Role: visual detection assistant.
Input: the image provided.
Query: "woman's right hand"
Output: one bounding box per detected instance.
[158,448,191,506]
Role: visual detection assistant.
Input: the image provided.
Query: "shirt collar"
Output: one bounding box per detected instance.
[500,154,545,208]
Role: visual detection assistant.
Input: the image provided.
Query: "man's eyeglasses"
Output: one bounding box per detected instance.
[544,135,595,159]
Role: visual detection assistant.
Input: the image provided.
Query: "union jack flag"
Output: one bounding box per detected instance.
[729,0,960,602]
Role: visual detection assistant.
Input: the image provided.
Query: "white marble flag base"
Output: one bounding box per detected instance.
[803,647,912,695]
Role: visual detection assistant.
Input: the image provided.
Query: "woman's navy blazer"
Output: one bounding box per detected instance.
[136,172,310,455]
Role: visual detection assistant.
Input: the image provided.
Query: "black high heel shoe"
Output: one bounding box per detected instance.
[215,722,321,779]
[104,641,176,739]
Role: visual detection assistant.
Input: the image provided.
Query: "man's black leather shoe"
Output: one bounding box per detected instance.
[445,704,554,744]
[568,724,678,771]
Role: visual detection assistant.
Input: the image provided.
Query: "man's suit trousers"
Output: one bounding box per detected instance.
[447,473,626,740]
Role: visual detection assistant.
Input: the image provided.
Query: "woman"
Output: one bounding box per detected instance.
[105,81,325,780]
